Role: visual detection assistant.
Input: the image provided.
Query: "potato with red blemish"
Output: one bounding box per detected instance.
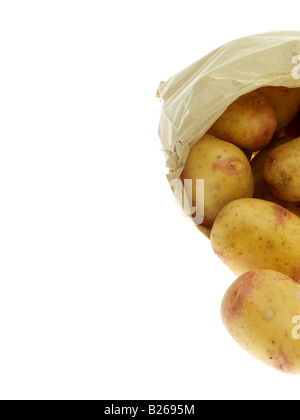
[263,137,300,202]
[211,198,300,281]
[207,91,277,152]
[180,134,254,226]
[222,269,300,374]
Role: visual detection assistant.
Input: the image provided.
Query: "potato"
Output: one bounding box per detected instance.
[210,198,300,281]
[207,91,277,152]
[263,137,300,202]
[250,136,300,217]
[180,134,254,226]
[222,269,300,374]
[257,86,300,131]
[241,149,253,161]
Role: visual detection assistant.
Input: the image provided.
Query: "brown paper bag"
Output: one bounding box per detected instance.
[156,31,300,238]
[157,31,300,181]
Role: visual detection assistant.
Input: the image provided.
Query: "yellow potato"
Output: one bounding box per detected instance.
[208,91,277,152]
[251,136,293,196]
[251,136,300,217]
[257,86,300,131]
[263,137,300,202]
[180,134,254,226]
[222,269,300,374]
[211,198,300,281]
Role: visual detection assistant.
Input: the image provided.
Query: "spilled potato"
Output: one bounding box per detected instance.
[222,269,300,374]
[211,198,300,281]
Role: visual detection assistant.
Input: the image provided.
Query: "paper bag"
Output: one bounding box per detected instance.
[157,31,300,182]
[156,31,300,238]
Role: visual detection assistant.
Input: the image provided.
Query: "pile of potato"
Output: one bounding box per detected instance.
[180,86,300,374]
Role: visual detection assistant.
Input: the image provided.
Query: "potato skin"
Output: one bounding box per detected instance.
[211,198,300,281]
[208,91,277,152]
[263,136,300,202]
[251,136,300,217]
[222,269,300,374]
[257,86,300,131]
[251,136,293,198]
[180,134,254,226]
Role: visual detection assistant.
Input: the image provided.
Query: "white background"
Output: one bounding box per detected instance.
[0,0,300,400]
